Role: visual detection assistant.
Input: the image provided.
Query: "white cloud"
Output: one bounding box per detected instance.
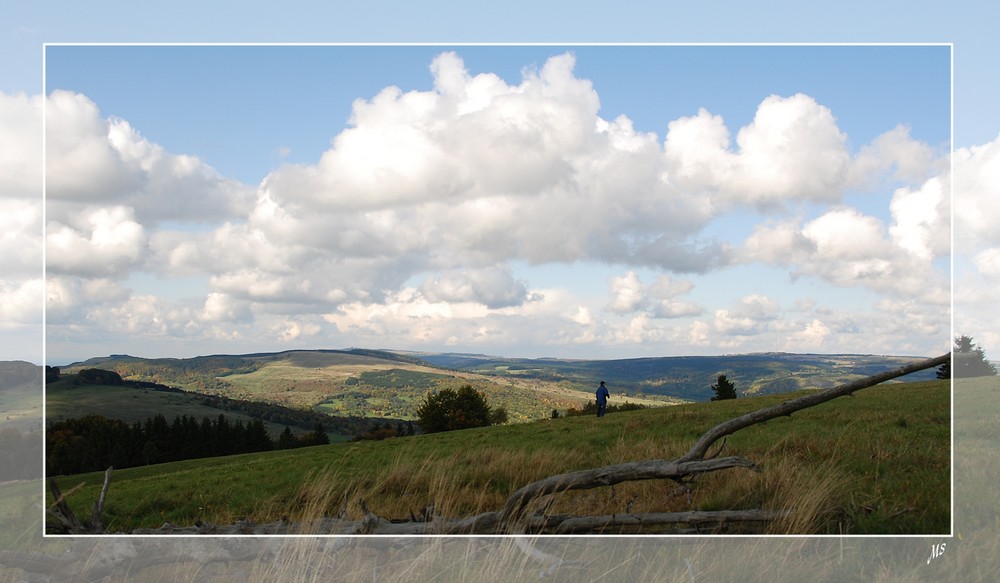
[889,176,950,261]
[664,94,851,210]
[45,90,254,225]
[0,92,42,199]
[785,319,831,350]
[419,267,529,309]
[742,198,948,302]
[46,206,147,277]
[972,248,1000,279]
[0,198,42,277]
[606,271,646,314]
[0,279,43,325]
[606,270,703,318]
[200,292,253,324]
[713,294,780,337]
[954,133,1000,249]
[850,124,940,186]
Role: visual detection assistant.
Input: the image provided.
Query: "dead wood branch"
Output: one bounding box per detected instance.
[679,353,949,462]
[90,466,113,532]
[498,456,759,527]
[46,467,114,534]
[46,478,86,533]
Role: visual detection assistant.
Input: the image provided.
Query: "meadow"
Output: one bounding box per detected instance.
[47,379,949,535]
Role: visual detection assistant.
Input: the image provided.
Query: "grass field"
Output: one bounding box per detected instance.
[47,379,950,534]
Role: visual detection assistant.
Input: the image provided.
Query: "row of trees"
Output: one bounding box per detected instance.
[46,413,328,476]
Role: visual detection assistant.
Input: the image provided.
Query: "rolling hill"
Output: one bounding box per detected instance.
[52,348,941,430]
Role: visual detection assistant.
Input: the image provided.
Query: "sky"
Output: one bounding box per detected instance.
[34,44,955,363]
[0,2,995,369]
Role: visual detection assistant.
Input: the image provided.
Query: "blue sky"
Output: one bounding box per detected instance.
[44,45,950,188]
[36,44,955,362]
[0,2,995,367]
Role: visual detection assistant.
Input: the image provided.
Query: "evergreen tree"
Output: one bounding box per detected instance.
[277,426,296,449]
[938,335,998,378]
[711,374,738,401]
[310,423,330,446]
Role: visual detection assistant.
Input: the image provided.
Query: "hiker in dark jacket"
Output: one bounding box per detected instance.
[596,381,610,417]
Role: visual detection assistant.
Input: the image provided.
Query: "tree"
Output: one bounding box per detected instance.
[938,335,998,378]
[277,426,296,449]
[489,406,509,426]
[711,374,737,401]
[416,385,494,434]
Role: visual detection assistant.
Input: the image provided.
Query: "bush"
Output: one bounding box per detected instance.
[416,385,499,434]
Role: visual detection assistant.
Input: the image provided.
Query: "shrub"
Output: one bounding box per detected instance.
[416,385,498,434]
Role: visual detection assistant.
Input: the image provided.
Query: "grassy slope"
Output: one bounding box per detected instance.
[48,379,950,534]
[44,376,339,440]
[191,355,669,422]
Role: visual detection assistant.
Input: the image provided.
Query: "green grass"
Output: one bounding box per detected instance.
[46,380,949,534]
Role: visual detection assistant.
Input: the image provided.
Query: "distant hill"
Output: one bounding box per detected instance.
[54,348,944,417]
[58,349,606,424]
[412,351,941,401]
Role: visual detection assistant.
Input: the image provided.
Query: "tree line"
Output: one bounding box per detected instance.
[46,413,328,476]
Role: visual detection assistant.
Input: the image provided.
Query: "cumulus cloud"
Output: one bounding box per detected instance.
[664,94,851,210]
[46,206,148,277]
[0,279,43,326]
[850,124,940,186]
[742,195,948,299]
[713,294,780,336]
[419,267,530,309]
[0,198,42,277]
[954,133,1000,249]
[889,176,949,261]
[45,90,254,225]
[606,270,702,318]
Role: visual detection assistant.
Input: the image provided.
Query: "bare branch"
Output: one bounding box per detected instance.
[679,353,949,462]
[498,456,759,527]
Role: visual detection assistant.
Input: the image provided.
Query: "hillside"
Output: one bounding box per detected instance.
[415,351,941,399]
[46,379,951,535]
[58,349,941,423]
[59,349,652,423]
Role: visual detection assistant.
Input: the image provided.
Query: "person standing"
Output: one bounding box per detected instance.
[596,381,610,417]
